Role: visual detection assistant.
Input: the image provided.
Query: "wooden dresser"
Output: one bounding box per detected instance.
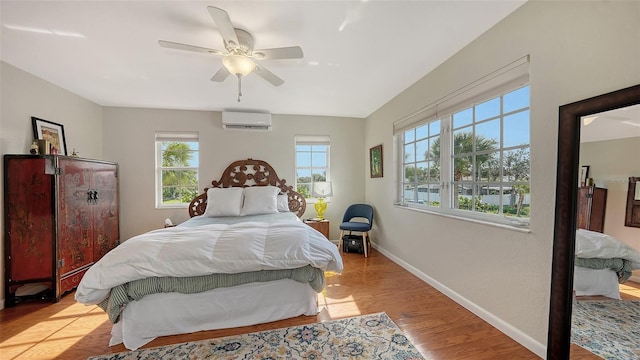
[577,186,607,233]
[3,155,119,306]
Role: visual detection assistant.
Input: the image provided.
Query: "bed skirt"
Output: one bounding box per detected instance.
[109,279,319,350]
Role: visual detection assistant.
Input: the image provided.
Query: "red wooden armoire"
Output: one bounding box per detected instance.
[3,155,119,306]
[577,186,607,233]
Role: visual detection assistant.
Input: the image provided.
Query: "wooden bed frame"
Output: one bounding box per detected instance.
[188,158,306,218]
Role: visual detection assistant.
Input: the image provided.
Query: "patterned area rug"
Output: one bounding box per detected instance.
[572,300,640,359]
[88,312,424,359]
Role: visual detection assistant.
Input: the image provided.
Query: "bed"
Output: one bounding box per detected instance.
[573,229,640,299]
[75,158,343,350]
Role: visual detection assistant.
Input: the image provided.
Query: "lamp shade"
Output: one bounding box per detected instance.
[312,182,333,198]
[222,54,255,76]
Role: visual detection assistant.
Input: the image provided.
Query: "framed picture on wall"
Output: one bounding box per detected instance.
[579,165,590,187]
[32,117,68,155]
[370,144,383,178]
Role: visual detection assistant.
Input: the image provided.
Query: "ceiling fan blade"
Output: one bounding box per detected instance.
[252,46,304,60]
[158,40,222,55]
[211,66,230,82]
[254,64,284,86]
[207,6,240,49]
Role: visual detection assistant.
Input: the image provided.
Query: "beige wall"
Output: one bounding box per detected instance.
[580,136,640,281]
[102,108,366,241]
[364,1,640,356]
[0,62,104,158]
[0,61,104,308]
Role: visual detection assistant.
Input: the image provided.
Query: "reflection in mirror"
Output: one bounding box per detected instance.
[626,177,640,227]
[547,84,640,360]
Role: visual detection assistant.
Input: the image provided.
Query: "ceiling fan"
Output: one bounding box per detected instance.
[582,111,639,128]
[158,6,303,101]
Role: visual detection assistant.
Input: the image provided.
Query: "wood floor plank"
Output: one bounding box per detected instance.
[6,249,630,359]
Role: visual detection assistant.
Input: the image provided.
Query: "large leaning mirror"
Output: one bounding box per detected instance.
[547,84,640,359]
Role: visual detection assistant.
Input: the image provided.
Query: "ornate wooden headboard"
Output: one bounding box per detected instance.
[188,158,306,218]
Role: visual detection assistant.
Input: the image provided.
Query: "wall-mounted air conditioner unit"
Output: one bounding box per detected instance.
[222,112,272,131]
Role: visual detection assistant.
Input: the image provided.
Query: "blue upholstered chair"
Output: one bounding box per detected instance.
[339,204,374,257]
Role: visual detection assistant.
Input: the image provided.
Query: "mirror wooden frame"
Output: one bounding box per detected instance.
[547,83,640,359]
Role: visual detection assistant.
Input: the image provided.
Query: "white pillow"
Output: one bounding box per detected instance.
[277,194,289,212]
[242,186,280,215]
[203,187,244,217]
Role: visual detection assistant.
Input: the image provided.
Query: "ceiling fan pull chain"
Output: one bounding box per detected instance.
[237,74,242,102]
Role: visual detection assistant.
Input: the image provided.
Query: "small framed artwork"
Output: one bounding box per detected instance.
[579,165,590,187]
[32,117,67,155]
[370,144,383,178]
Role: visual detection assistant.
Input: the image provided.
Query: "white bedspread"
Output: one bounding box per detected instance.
[75,220,342,305]
[576,229,640,267]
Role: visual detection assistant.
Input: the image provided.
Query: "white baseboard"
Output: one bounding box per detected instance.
[371,242,546,359]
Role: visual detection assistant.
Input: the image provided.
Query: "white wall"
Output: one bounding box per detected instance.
[580,136,640,281]
[364,1,640,356]
[0,61,104,308]
[102,108,366,241]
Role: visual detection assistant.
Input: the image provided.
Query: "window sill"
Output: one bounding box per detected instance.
[393,204,531,233]
[156,204,189,209]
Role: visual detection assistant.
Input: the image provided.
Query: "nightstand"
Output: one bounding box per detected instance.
[304,219,330,239]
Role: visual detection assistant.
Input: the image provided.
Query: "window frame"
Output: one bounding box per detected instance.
[402,120,442,207]
[295,136,330,200]
[396,80,530,228]
[155,132,200,209]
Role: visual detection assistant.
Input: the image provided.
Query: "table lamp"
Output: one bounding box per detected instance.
[312,182,333,219]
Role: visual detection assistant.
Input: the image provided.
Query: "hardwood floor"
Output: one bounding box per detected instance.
[3,248,634,359]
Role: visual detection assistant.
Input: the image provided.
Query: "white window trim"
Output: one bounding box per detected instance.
[155,131,199,209]
[295,135,331,201]
[394,56,530,229]
[394,203,531,232]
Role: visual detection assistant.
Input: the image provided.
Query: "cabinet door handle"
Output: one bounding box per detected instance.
[87,190,98,205]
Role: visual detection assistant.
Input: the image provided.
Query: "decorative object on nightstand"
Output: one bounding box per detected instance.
[304,219,330,239]
[312,181,333,219]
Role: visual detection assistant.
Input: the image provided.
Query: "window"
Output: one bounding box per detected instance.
[403,120,441,206]
[396,57,530,227]
[295,136,330,198]
[449,85,530,218]
[155,132,199,208]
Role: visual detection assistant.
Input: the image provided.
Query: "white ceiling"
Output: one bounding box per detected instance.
[0,1,526,118]
[581,104,640,143]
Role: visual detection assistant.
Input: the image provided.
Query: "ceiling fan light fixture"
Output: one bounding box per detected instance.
[223,54,255,76]
[582,115,598,126]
